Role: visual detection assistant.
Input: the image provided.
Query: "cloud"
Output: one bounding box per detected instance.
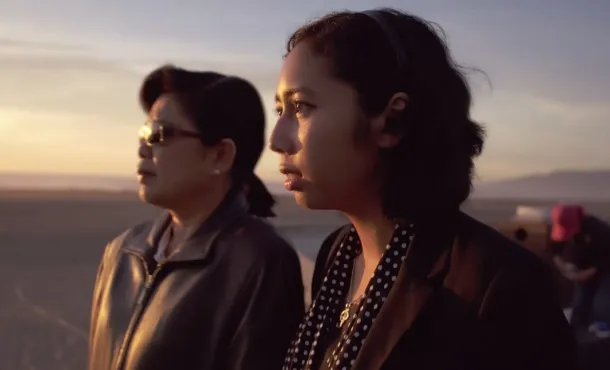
[143,56,282,94]
[0,51,145,123]
[440,9,610,106]
[0,107,140,175]
[472,89,610,180]
[526,96,609,127]
[0,47,285,176]
[0,55,280,125]
[0,45,282,122]
[0,37,83,51]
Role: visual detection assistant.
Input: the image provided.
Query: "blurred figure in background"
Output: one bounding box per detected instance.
[271,8,577,370]
[88,65,304,370]
[550,204,610,369]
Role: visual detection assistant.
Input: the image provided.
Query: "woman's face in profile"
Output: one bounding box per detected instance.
[137,94,214,207]
[271,42,379,212]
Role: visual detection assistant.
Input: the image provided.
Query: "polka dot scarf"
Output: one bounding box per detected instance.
[283,223,415,370]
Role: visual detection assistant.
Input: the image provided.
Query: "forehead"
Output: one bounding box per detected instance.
[148,94,193,130]
[276,42,356,101]
[149,94,178,117]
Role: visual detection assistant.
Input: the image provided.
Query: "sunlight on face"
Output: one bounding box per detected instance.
[270,42,378,212]
[137,95,212,208]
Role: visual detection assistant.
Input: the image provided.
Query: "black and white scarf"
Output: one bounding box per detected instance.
[283,223,415,370]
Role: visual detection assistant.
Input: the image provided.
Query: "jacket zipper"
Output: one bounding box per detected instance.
[113,261,163,370]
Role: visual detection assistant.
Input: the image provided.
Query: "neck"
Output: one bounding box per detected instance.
[169,180,232,238]
[345,200,396,267]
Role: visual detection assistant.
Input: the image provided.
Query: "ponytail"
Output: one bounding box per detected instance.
[244,174,276,218]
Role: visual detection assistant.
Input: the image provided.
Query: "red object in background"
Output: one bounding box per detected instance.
[551,204,585,243]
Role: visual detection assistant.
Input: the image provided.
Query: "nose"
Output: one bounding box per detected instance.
[138,139,152,159]
[269,116,298,155]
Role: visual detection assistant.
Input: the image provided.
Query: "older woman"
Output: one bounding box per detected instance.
[88,66,304,370]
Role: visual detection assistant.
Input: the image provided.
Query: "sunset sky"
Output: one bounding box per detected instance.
[1,0,609,184]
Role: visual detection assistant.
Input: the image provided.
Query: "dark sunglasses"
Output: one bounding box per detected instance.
[139,120,201,146]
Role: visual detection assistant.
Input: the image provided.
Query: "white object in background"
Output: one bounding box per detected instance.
[512,206,551,223]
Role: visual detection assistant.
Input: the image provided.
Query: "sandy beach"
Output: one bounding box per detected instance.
[0,191,343,370]
[1,191,609,370]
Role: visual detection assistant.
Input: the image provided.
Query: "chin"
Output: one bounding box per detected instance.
[138,185,165,207]
[293,191,332,211]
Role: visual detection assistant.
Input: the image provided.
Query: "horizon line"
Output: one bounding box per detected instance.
[3,167,610,182]
[1,187,609,203]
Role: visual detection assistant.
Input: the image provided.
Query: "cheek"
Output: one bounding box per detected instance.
[300,115,365,186]
[153,145,208,185]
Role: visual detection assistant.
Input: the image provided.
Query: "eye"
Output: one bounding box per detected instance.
[294,100,313,117]
[275,106,283,116]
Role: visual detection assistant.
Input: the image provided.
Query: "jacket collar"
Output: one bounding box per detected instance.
[124,190,249,263]
[351,210,459,370]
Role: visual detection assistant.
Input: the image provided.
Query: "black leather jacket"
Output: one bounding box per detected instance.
[88,192,305,370]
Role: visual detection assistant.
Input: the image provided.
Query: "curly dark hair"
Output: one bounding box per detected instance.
[139,65,275,217]
[286,8,486,220]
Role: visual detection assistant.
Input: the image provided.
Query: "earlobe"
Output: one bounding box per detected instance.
[386,92,408,118]
[213,138,237,173]
[376,92,409,148]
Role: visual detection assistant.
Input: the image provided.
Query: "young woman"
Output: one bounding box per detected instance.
[88,66,305,370]
[271,8,577,370]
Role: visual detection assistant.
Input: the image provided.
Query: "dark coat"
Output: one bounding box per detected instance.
[311,211,579,370]
[88,193,305,370]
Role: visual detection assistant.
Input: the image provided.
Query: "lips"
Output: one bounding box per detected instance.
[279,166,305,191]
[137,168,155,185]
[285,178,306,191]
[137,162,156,177]
[279,166,302,179]
[137,169,155,176]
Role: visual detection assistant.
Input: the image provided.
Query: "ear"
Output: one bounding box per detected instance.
[372,92,409,149]
[209,138,236,175]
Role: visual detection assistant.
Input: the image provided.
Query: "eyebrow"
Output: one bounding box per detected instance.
[274,87,316,103]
